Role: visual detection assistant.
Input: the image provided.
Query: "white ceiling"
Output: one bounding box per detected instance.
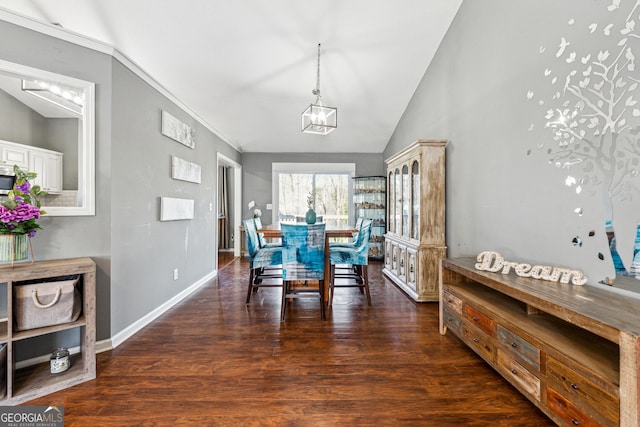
[0,0,462,153]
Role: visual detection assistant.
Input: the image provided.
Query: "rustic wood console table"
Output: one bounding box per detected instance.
[440,257,640,426]
[0,257,96,405]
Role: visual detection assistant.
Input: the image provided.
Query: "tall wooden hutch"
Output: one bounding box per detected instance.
[383,140,447,301]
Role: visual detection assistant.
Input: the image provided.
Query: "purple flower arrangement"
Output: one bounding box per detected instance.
[0,166,46,237]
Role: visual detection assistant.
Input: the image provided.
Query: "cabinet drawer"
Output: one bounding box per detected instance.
[497,325,540,370]
[462,324,496,363]
[546,387,602,427]
[463,304,496,337]
[398,245,407,283]
[443,307,462,335]
[384,241,393,269]
[497,350,540,401]
[442,289,462,315]
[406,248,417,289]
[546,357,618,426]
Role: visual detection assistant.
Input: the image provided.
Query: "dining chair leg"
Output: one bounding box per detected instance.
[363,265,371,305]
[319,279,326,320]
[280,281,288,321]
[329,264,335,307]
[246,269,255,304]
[356,265,364,286]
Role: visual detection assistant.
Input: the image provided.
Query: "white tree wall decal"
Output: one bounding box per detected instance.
[529,0,640,278]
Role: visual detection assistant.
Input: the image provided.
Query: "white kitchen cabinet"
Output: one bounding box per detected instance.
[0,140,63,194]
[29,150,63,194]
[0,144,28,170]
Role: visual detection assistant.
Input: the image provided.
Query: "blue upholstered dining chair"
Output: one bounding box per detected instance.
[280,223,326,321]
[329,219,373,306]
[330,217,363,248]
[243,218,282,304]
[253,216,281,248]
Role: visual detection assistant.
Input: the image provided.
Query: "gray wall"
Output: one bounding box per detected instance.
[0,19,242,350]
[242,152,384,225]
[386,0,637,287]
[0,89,46,144]
[0,19,114,346]
[110,58,223,333]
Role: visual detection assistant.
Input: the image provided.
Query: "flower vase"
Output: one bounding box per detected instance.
[0,234,29,262]
[305,209,317,224]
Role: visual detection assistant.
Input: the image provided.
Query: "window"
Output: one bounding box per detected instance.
[273,163,355,228]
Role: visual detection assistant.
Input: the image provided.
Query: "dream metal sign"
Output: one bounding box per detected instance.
[474,251,587,286]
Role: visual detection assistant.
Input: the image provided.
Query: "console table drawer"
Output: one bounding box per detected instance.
[547,357,619,426]
[462,324,496,363]
[443,307,462,335]
[442,289,462,315]
[463,304,496,337]
[497,350,540,401]
[497,325,540,370]
[547,387,602,427]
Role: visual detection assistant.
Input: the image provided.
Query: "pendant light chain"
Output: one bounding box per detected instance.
[313,43,321,96]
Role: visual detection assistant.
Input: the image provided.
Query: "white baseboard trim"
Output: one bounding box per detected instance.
[110,269,218,349]
[96,338,113,354]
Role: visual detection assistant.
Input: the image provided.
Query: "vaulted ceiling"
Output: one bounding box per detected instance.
[0,0,462,153]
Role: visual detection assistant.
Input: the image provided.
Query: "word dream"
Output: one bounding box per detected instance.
[474,251,588,286]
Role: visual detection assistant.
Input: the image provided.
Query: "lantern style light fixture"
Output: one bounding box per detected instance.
[301,43,337,135]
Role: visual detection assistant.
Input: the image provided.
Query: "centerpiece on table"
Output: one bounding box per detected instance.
[248,200,262,218]
[0,166,47,262]
[305,191,316,224]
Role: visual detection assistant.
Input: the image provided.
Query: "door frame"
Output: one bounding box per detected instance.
[217,153,242,262]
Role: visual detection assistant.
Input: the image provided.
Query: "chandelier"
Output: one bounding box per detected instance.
[301,43,337,135]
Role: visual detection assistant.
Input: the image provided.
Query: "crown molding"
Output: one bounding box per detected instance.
[0,7,242,153]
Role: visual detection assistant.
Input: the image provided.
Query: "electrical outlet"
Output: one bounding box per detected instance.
[173,268,179,280]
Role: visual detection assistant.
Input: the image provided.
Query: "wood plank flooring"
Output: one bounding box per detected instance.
[26,258,554,426]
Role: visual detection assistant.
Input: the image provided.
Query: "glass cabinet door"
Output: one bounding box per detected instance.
[411,160,419,240]
[394,169,401,234]
[352,176,386,259]
[388,171,394,233]
[402,164,409,237]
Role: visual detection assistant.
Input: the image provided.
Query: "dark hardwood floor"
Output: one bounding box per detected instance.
[27,258,554,426]
[218,250,236,271]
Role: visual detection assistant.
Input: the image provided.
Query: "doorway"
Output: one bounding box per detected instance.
[217,153,242,271]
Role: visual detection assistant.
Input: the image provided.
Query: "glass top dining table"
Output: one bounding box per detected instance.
[256,222,358,301]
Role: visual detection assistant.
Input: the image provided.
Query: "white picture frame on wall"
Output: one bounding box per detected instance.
[160,197,194,221]
[161,110,195,149]
[171,156,201,184]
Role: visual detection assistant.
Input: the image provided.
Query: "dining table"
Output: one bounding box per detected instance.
[257,222,358,301]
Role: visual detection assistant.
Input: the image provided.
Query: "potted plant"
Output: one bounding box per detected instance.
[0,166,46,262]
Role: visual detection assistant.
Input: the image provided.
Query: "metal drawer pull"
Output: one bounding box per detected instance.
[511,369,517,375]
[571,383,579,390]
[473,338,479,343]
[571,419,580,425]
[511,342,517,348]
[473,316,479,321]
